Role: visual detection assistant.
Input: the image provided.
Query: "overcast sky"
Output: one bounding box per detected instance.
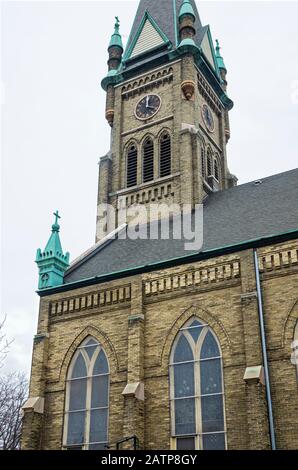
[1,1,298,378]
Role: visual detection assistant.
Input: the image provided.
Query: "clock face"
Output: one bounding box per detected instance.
[135,94,161,120]
[202,104,215,132]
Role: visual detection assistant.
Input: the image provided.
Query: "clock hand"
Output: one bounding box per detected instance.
[146,96,149,108]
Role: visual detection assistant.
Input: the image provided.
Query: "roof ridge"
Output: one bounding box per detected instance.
[66,224,127,275]
[223,167,298,193]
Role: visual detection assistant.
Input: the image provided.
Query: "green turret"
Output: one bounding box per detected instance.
[179,0,196,22]
[178,0,197,48]
[108,17,123,71]
[36,211,70,290]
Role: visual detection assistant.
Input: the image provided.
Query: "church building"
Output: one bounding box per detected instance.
[22,0,298,450]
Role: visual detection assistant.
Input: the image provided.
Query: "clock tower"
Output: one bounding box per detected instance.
[97,0,236,241]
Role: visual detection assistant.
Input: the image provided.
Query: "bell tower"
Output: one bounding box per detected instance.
[97,0,235,241]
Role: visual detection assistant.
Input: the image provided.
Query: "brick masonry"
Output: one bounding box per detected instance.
[21,240,298,450]
[96,56,229,242]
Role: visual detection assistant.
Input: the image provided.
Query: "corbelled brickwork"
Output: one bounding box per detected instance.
[21,240,298,450]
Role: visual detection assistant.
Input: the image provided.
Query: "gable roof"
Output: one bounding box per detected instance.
[200,26,219,73]
[63,168,298,286]
[126,11,171,60]
[125,0,203,56]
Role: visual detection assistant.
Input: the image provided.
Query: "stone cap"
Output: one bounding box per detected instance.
[122,382,144,401]
[22,397,45,414]
[243,366,265,386]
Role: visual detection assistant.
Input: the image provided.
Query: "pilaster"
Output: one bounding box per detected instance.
[240,250,271,450]
[122,278,145,449]
[21,299,50,450]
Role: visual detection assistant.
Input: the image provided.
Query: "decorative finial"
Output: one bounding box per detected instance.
[215,39,227,72]
[52,210,61,231]
[215,39,220,53]
[54,210,61,225]
[108,16,123,51]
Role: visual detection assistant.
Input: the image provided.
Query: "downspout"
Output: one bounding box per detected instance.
[253,248,277,450]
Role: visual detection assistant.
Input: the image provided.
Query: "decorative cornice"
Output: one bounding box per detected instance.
[121,67,174,101]
[259,246,298,275]
[49,284,131,320]
[37,231,298,297]
[144,260,241,300]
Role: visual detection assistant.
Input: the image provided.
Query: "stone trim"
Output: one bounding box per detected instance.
[58,325,119,384]
[259,247,298,274]
[22,397,45,415]
[121,115,174,137]
[281,299,298,351]
[117,181,176,209]
[197,69,222,114]
[110,173,179,197]
[121,66,174,100]
[161,305,233,373]
[49,285,131,319]
[144,260,241,299]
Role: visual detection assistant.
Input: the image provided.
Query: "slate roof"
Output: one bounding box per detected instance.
[125,0,203,54]
[64,169,298,285]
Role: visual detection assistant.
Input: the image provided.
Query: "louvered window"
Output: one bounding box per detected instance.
[143,138,154,183]
[127,144,138,188]
[214,158,219,181]
[201,148,206,178]
[207,150,213,177]
[160,133,171,178]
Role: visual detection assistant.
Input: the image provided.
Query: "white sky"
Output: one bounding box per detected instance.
[1,1,298,378]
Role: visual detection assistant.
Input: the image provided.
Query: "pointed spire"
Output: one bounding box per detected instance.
[44,210,62,254]
[215,39,227,72]
[108,16,123,51]
[36,211,70,290]
[107,17,123,73]
[123,0,202,59]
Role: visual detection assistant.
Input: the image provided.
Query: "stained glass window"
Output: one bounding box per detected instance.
[170,318,226,450]
[63,337,109,450]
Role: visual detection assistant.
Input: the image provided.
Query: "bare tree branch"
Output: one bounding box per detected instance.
[0,315,14,369]
[0,372,28,450]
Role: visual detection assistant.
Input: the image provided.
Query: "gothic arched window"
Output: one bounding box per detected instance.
[207,149,213,177]
[127,144,138,188]
[170,318,226,450]
[294,322,298,382]
[143,137,154,183]
[159,132,171,178]
[63,337,109,450]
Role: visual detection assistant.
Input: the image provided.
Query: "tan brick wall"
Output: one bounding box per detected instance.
[22,240,298,450]
[96,56,229,241]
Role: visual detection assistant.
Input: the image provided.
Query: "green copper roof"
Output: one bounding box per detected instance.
[36,211,70,289]
[179,0,196,22]
[215,39,227,71]
[44,211,63,254]
[108,17,123,51]
[178,37,197,48]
